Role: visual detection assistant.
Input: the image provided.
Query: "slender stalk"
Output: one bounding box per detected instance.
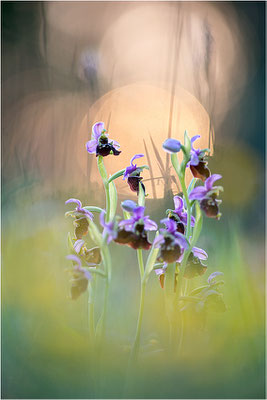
[137,249,144,278]
[96,156,114,343]
[164,263,177,352]
[129,250,146,363]
[104,182,111,222]
[88,278,96,342]
[130,281,146,363]
[97,156,111,222]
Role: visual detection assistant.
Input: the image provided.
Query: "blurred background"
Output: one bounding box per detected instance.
[2,1,265,398]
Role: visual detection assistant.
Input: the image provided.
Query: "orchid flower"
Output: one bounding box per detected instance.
[188,135,210,181]
[153,218,189,263]
[65,198,93,239]
[66,254,92,300]
[115,204,157,250]
[123,154,146,194]
[86,122,121,157]
[189,174,223,219]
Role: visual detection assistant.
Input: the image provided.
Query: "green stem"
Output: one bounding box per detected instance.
[164,263,177,352]
[97,156,111,222]
[104,182,111,222]
[130,250,146,363]
[88,278,95,342]
[137,249,144,278]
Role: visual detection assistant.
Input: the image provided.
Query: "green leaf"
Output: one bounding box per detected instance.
[187,178,197,195]
[190,285,209,296]
[184,130,191,155]
[138,182,145,206]
[123,210,131,220]
[83,206,105,213]
[109,181,117,220]
[190,201,203,248]
[142,237,160,283]
[171,153,180,176]
[67,232,75,253]
[88,220,102,247]
[107,168,126,184]
[95,312,104,340]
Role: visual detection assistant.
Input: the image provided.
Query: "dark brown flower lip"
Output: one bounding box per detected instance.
[70,275,88,300]
[127,176,145,194]
[74,217,89,239]
[190,161,211,182]
[114,228,151,250]
[200,197,220,218]
[96,143,121,157]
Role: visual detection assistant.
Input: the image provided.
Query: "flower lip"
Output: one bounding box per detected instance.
[162,138,181,154]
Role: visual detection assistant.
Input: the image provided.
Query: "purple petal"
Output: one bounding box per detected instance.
[92,122,105,140]
[82,269,92,280]
[143,217,158,231]
[188,186,208,201]
[190,150,200,166]
[154,268,165,276]
[154,263,167,276]
[192,246,208,260]
[160,218,177,233]
[173,232,189,250]
[205,174,222,191]
[133,206,145,220]
[110,139,120,150]
[162,138,181,153]
[153,234,165,248]
[123,165,136,180]
[66,254,81,267]
[74,240,85,254]
[191,135,200,144]
[80,208,94,220]
[178,212,188,225]
[207,271,224,284]
[65,198,82,209]
[86,139,98,154]
[173,196,184,212]
[177,251,184,263]
[130,153,144,167]
[121,200,137,212]
[119,218,135,231]
[99,210,106,228]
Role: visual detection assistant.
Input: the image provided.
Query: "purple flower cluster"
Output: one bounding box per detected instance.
[162,134,223,219]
